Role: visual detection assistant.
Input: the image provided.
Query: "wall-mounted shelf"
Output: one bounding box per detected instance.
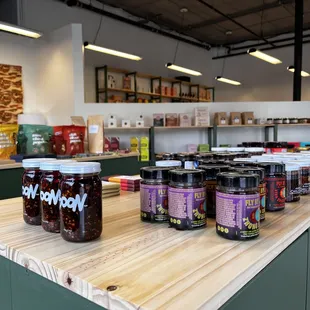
[104,127,150,130]
[216,124,275,128]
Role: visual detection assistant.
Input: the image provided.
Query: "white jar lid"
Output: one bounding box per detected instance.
[22,158,55,169]
[288,161,310,167]
[211,147,227,152]
[156,160,182,167]
[227,147,245,152]
[40,160,76,171]
[60,162,101,174]
[233,158,255,162]
[285,163,300,171]
[244,148,265,152]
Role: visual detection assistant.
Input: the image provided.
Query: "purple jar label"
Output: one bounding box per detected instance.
[168,187,206,229]
[216,191,260,240]
[140,184,168,222]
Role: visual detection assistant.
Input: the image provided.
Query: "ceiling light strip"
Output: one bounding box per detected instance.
[165,63,202,76]
[247,48,282,65]
[0,21,41,38]
[215,76,241,86]
[287,66,310,77]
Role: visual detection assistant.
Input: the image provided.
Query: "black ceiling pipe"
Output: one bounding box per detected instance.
[56,0,212,50]
[293,0,303,101]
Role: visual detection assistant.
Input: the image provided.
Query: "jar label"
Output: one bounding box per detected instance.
[168,187,206,229]
[216,191,260,239]
[22,184,39,199]
[265,177,286,210]
[184,161,195,169]
[259,183,266,220]
[40,189,61,206]
[206,180,217,217]
[140,184,168,222]
[60,194,88,212]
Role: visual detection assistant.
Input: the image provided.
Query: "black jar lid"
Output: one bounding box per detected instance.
[198,165,230,179]
[195,153,213,160]
[258,162,285,174]
[169,169,205,183]
[177,153,195,161]
[228,161,258,167]
[217,172,259,189]
[140,166,171,180]
[162,153,174,160]
[229,167,265,182]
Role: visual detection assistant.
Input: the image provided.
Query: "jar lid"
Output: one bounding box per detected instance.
[140,166,171,179]
[195,153,213,160]
[198,165,230,178]
[258,162,285,174]
[284,163,300,171]
[40,160,76,171]
[155,160,182,167]
[227,147,245,152]
[233,158,255,162]
[60,162,101,174]
[169,169,205,183]
[162,153,174,160]
[217,172,259,188]
[230,167,265,182]
[22,158,55,169]
[244,148,265,152]
[287,161,310,167]
[177,153,195,160]
[211,147,227,152]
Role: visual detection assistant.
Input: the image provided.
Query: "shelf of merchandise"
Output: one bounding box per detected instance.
[273,123,310,141]
[104,127,150,130]
[95,65,215,103]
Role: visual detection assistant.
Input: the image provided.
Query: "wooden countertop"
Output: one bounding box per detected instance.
[0,193,310,309]
[0,153,139,170]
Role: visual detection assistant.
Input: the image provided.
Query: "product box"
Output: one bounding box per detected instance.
[194,107,209,117]
[179,113,192,127]
[104,137,111,152]
[153,113,164,127]
[140,149,149,162]
[300,142,310,147]
[230,112,242,125]
[122,120,131,128]
[198,144,210,152]
[136,120,145,127]
[188,144,198,153]
[165,113,178,127]
[195,116,210,127]
[242,112,255,125]
[123,76,131,90]
[140,136,149,149]
[214,112,228,125]
[110,137,120,151]
[108,115,117,128]
[256,118,266,124]
[130,136,139,152]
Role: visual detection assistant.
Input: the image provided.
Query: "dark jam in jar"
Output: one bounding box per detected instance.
[198,165,230,218]
[168,169,206,230]
[140,166,170,222]
[195,153,213,168]
[216,172,260,240]
[59,162,102,242]
[22,158,54,225]
[293,162,310,195]
[284,164,301,202]
[40,160,75,233]
[229,167,266,221]
[258,162,286,211]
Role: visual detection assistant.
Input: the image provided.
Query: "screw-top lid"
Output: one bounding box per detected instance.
[244,147,265,153]
[284,163,300,171]
[162,153,174,160]
[228,161,258,167]
[155,160,182,167]
[60,162,101,174]
[287,161,310,167]
[195,153,213,160]
[217,172,259,189]
[177,153,195,161]
[40,160,76,171]
[169,169,205,184]
[227,147,245,152]
[233,158,256,162]
[211,147,228,152]
[198,165,230,179]
[229,167,265,182]
[140,166,171,180]
[22,158,55,169]
[258,162,285,174]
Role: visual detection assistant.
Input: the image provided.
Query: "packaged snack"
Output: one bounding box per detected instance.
[0,124,18,159]
[105,137,111,152]
[71,116,88,153]
[110,137,120,151]
[87,115,104,154]
[131,137,139,152]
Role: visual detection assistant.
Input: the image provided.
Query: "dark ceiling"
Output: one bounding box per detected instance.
[96,0,310,46]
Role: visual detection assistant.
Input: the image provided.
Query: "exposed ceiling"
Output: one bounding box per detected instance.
[96,0,310,46]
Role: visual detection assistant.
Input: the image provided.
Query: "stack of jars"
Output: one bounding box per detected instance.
[22,159,102,242]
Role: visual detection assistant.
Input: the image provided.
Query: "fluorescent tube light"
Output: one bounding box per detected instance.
[0,21,41,38]
[287,66,310,77]
[215,76,241,86]
[165,63,202,76]
[84,42,142,61]
[247,48,282,65]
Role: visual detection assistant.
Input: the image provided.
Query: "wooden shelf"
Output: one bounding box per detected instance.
[104,127,150,130]
[154,126,212,129]
[277,123,310,126]
[99,87,134,94]
[216,124,275,128]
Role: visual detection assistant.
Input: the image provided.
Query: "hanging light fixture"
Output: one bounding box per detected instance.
[247,48,282,64]
[287,66,310,77]
[215,76,241,86]
[84,42,142,61]
[0,21,41,38]
[165,63,202,76]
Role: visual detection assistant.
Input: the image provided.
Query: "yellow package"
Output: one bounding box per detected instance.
[140,136,149,150]
[140,149,149,162]
[130,136,139,152]
[0,124,18,159]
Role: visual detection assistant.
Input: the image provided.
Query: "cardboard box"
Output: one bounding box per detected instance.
[140,136,149,149]
[242,112,255,125]
[179,113,192,127]
[195,116,210,126]
[230,112,242,125]
[122,120,131,128]
[214,112,228,125]
[194,107,209,117]
[165,113,178,127]
[153,113,164,127]
[136,120,145,128]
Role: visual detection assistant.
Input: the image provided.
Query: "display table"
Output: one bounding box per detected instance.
[0,193,310,310]
[0,153,146,199]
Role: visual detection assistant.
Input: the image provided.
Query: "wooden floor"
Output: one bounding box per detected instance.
[0,193,309,309]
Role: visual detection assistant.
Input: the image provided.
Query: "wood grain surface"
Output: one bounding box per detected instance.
[0,193,309,309]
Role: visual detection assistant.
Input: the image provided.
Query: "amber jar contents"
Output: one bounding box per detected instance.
[22,158,54,225]
[216,172,260,240]
[59,162,102,242]
[40,160,75,233]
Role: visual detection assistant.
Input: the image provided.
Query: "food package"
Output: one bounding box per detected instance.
[110,137,120,151]
[122,120,131,128]
[130,136,139,152]
[195,107,210,126]
[165,113,178,127]
[230,112,242,125]
[17,124,53,155]
[104,137,111,152]
[153,113,164,127]
[71,116,88,153]
[0,124,18,159]
[88,115,104,154]
[140,149,149,162]
[242,112,255,125]
[214,112,228,125]
[140,136,149,149]
[198,144,210,152]
[179,113,192,127]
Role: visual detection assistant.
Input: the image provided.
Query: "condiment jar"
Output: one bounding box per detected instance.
[162,153,174,160]
[283,118,290,124]
[59,162,102,242]
[274,118,283,124]
[284,164,301,202]
[177,153,196,169]
[258,162,286,211]
[155,160,182,168]
[244,147,265,156]
[168,169,206,230]
[288,161,310,195]
[194,153,213,167]
[216,172,260,240]
[40,160,75,233]
[22,158,55,225]
[198,165,230,218]
[140,166,171,222]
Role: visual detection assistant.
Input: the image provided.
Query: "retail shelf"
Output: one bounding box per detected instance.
[99,87,134,94]
[104,127,150,130]
[154,126,212,129]
[216,124,275,128]
[277,123,310,126]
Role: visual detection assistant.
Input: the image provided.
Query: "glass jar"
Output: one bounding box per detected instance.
[168,169,206,230]
[155,160,182,168]
[162,153,174,160]
[40,160,75,233]
[216,172,260,240]
[213,153,234,162]
[194,153,213,168]
[59,162,102,242]
[299,118,308,124]
[289,161,310,195]
[283,118,290,124]
[274,118,283,124]
[22,158,54,225]
[140,166,171,222]
[177,153,196,169]
[198,165,230,218]
[284,164,301,202]
[289,118,298,124]
[258,162,286,211]
[244,147,265,156]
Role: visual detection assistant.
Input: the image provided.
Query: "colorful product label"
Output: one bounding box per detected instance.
[265,177,286,210]
[206,180,217,218]
[140,184,168,222]
[168,187,206,229]
[259,183,266,221]
[216,191,260,240]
